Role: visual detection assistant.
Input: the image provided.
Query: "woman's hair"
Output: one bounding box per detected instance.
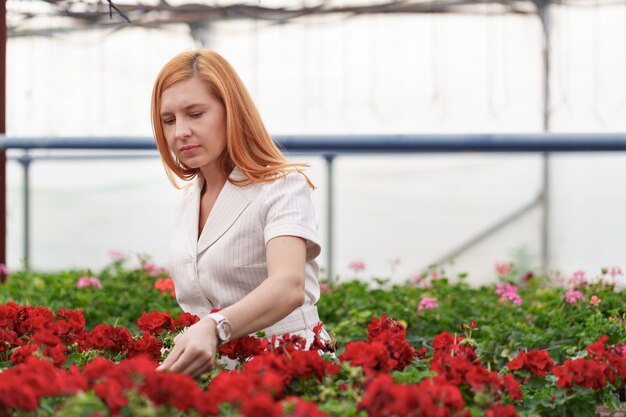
[151,50,313,189]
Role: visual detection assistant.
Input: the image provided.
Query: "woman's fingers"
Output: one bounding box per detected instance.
[183,356,216,378]
[157,318,218,376]
[157,343,183,371]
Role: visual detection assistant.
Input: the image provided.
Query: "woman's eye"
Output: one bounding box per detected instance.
[163,118,175,126]
[190,112,203,118]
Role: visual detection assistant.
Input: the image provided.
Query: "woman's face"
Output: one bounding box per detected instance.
[159,76,227,175]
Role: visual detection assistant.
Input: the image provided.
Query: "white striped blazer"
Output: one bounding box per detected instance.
[167,167,322,336]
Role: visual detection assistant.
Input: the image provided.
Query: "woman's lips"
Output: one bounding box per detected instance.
[180,145,199,154]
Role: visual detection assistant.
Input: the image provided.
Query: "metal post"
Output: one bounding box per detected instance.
[539,1,551,273]
[18,153,31,271]
[0,0,7,281]
[324,154,335,282]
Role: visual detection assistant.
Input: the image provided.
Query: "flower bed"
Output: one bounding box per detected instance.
[1,258,625,416]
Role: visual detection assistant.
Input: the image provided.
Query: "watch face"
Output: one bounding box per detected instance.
[218,321,232,342]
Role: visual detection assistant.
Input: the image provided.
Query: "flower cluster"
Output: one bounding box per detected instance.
[563,288,583,304]
[495,261,513,278]
[0,303,200,370]
[552,335,626,390]
[154,277,176,298]
[3,300,626,417]
[76,275,103,289]
[417,296,438,311]
[339,314,417,374]
[507,349,555,377]
[495,283,522,305]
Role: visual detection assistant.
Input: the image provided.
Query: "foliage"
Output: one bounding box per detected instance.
[0,255,180,331]
[1,258,625,416]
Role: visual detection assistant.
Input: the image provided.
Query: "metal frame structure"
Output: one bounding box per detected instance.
[1,0,620,276]
[3,133,626,278]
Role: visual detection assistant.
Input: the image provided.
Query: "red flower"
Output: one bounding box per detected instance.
[94,378,128,414]
[241,393,283,417]
[10,344,39,365]
[339,341,394,374]
[15,306,54,336]
[0,302,19,329]
[33,326,61,347]
[508,349,554,377]
[287,350,340,381]
[140,371,204,411]
[432,332,462,350]
[42,343,67,367]
[80,324,133,354]
[359,374,465,417]
[219,335,270,360]
[137,311,173,334]
[501,373,523,400]
[83,357,115,382]
[173,312,200,330]
[54,307,86,333]
[553,358,607,389]
[286,397,328,417]
[128,331,163,359]
[309,322,335,353]
[154,277,176,298]
[0,328,20,352]
[0,384,39,411]
[485,404,519,417]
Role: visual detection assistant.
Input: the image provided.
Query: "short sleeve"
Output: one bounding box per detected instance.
[263,172,321,261]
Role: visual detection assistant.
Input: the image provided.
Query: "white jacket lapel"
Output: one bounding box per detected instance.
[196,169,256,254]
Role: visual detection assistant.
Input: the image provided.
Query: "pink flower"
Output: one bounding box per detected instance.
[500,291,522,305]
[0,263,8,275]
[76,276,103,289]
[494,261,512,277]
[348,260,366,273]
[495,283,517,295]
[496,283,522,305]
[564,289,583,304]
[418,297,438,311]
[108,250,126,261]
[410,273,432,288]
[319,282,331,294]
[143,262,164,277]
[589,295,602,306]
[568,270,587,288]
[604,266,623,278]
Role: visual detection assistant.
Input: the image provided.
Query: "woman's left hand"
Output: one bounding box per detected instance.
[157,317,218,377]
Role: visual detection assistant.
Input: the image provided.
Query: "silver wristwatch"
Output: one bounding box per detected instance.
[207,312,232,344]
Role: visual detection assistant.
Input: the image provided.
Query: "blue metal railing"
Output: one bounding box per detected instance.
[3,133,626,277]
[4,133,626,152]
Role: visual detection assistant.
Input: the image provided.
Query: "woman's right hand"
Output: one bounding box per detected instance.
[157,317,218,377]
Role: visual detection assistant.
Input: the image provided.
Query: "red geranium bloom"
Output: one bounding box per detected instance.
[128,331,163,360]
[485,404,519,417]
[553,358,607,389]
[137,311,173,334]
[339,341,394,374]
[240,393,283,417]
[173,312,200,330]
[219,335,270,360]
[508,349,554,377]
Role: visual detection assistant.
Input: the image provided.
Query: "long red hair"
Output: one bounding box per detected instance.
[151,50,313,188]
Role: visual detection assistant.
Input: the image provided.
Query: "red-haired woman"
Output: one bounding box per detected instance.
[151,50,326,377]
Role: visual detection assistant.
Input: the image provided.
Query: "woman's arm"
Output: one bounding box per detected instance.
[157,235,306,377]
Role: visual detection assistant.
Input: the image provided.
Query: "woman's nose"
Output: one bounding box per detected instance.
[174,121,191,140]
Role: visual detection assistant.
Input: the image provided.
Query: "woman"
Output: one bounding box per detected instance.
[151,50,325,377]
